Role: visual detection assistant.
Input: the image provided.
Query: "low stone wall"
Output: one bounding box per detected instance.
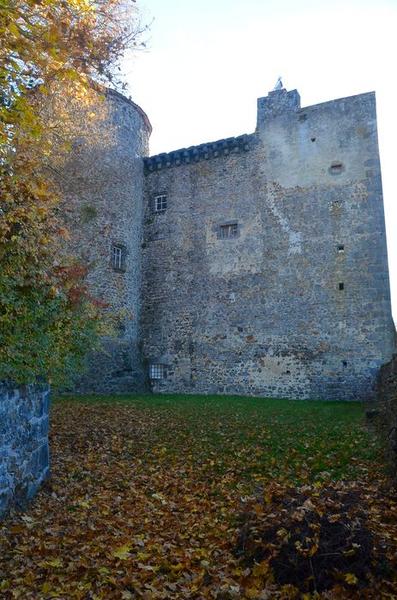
[377,355,397,477]
[378,355,397,411]
[0,383,50,518]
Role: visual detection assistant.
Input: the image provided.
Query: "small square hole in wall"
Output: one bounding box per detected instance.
[342,360,347,367]
[311,137,316,142]
[329,162,344,175]
[339,282,344,291]
[337,244,345,253]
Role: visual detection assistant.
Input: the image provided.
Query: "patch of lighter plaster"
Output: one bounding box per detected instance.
[267,186,302,255]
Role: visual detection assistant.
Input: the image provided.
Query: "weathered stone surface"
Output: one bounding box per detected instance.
[58,89,151,394]
[376,354,397,472]
[0,383,50,518]
[141,87,395,400]
[62,84,394,399]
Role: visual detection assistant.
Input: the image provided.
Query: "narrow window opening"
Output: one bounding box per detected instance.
[339,282,344,291]
[219,223,238,239]
[337,244,345,253]
[342,360,347,367]
[298,113,307,122]
[111,244,126,272]
[149,364,166,380]
[153,194,167,213]
[311,137,316,142]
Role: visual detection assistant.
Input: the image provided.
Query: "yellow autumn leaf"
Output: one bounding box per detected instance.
[245,587,260,599]
[252,560,270,577]
[344,573,358,585]
[43,558,63,568]
[112,544,132,560]
[8,22,19,36]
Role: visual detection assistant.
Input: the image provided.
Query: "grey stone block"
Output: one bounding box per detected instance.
[0,383,50,518]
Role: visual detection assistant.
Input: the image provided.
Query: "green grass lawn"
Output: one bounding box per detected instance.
[56,393,380,487]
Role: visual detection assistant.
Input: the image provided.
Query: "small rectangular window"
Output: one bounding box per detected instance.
[112,244,126,272]
[153,194,167,213]
[339,282,344,290]
[337,244,345,253]
[149,363,166,380]
[219,223,238,239]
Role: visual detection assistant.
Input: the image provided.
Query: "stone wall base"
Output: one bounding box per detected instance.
[0,383,50,518]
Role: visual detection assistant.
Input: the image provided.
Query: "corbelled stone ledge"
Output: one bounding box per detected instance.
[144,134,253,172]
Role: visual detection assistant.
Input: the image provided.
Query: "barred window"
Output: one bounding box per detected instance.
[153,194,167,213]
[111,244,126,272]
[219,223,238,239]
[149,363,166,380]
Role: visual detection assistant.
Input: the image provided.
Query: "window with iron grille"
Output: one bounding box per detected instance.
[153,194,167,213]
[149,363,166,380]
[219,223,238,239]
[111,244,126,272]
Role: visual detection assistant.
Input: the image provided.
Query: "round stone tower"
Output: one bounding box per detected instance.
[58,88,152,393]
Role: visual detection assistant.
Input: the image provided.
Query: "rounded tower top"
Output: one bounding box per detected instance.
[106,88,152,135]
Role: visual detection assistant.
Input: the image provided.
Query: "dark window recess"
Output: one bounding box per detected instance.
[219,223,238,239]
[111,244,127,272]
[117,322,126,337]
[149,363,166,380]
[339,282,344,290]
[153,194,167,213]
[329,162,344,175]
[311,137,316,142]
[298,113,307,122]
[337,244,345,253]
[342,360,348,367]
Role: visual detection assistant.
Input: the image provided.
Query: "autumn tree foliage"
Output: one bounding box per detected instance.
[0,0,144,384]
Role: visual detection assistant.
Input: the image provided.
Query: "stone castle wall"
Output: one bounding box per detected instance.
[59,89,151,393]
[141,88,395,400]
[0,383,50,518]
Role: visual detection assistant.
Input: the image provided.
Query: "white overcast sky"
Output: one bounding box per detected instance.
[123,0,397,320]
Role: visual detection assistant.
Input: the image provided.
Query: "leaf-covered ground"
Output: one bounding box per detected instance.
[1,394,396,599]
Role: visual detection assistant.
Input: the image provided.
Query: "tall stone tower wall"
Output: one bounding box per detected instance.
[59,89,151,393]
[142,88,395,400]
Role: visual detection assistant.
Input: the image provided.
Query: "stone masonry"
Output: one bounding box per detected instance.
[0,383,50,518]
[69,84,395,400]
[58,89,151,393]
[372,354,397,475]
[142,87,395,400]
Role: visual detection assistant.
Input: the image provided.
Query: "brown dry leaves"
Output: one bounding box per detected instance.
[0,398,396,599]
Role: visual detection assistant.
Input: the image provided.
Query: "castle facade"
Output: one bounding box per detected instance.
[63,84,395,400]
